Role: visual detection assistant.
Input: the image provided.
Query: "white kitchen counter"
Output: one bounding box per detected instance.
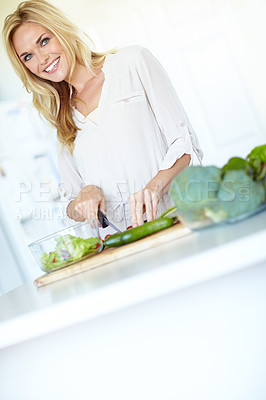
[0,210,265,350]
[0,210,266,400]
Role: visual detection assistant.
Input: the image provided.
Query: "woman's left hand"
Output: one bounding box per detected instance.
[128,154,192,227]
[128,182,163,227]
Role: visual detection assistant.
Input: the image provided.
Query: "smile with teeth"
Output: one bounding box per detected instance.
[44,57,60,73]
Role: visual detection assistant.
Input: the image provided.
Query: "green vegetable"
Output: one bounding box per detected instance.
[221,157,248,176]
[169,165,266,225]
[246,144,266,181]
[169,166,222,222]
[40,251,63,270]
[40,235,102,271]
[159,206,177,218]
[206,170,265,222]
[159,206,179,222]
[104,217,173,247]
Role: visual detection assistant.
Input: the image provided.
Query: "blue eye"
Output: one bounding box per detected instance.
[41,38,49,46]
[24,53,33,62]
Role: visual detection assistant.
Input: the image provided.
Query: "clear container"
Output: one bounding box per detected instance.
[29,219,103,273]
[176,203,266,231]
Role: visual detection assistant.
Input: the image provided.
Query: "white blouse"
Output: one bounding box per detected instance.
[58,45,203,236]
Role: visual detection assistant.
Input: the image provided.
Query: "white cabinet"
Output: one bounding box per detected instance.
[0,100,65,294]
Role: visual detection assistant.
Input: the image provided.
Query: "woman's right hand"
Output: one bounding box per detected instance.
[67,185,106,226]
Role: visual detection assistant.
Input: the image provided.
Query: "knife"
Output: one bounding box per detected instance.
[97,209,121,233]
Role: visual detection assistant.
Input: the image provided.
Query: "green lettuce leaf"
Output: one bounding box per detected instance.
[40,235,102,272]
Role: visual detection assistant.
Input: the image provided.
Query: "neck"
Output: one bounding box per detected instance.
[66,60,105,95]
[65,62,96,94]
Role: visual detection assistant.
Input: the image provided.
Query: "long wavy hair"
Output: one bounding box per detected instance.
[3,0,115,153]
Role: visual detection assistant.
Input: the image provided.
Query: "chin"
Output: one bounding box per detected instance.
[43,73,67,83]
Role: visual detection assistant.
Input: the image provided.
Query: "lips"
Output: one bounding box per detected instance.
[43,56,60,73]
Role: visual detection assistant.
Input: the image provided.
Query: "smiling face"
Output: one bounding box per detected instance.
[12,22,71,82]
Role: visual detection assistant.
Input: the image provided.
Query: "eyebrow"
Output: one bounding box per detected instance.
[19,33,47,58]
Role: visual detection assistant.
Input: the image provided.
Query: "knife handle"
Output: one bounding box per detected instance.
[97,209,109,228]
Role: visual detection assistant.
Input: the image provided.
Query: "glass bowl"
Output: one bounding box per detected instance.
[176,202,266,230]
[29,219,103,273]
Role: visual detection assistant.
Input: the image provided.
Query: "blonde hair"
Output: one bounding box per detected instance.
[2,0,115,153]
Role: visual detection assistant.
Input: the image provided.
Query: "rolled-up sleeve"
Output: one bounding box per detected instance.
[137,47,203,168]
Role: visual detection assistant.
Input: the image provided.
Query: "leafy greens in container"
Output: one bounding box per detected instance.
[169,143,266,229]
[40,234,102,271]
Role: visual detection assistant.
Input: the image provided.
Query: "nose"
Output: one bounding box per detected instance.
[37,50,49,65]
[40,55,49,65]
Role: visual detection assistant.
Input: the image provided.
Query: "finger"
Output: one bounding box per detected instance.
[144,189,153,222]
[80,200,97,221]
[74,202,86,219]
[91,204,101,223]
[99,197,107,215]
[73,204,86,222]
[151,192,160,219]
[135,191,144,226]
[129,193,137,228]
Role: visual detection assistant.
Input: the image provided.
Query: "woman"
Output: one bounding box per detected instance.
[3,0,203,236]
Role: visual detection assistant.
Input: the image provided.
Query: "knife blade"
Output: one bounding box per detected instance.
[97,210,121,233]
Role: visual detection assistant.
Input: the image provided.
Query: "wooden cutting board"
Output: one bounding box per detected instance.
[34,222,191,288]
